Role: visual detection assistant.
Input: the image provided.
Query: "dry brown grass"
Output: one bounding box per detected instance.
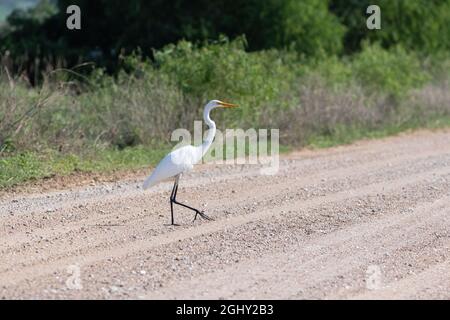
[268,76,450,147]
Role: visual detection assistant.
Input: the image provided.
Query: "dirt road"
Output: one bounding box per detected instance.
[1,130,449,299]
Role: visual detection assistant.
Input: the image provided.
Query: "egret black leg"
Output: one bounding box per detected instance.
[169,177,179,225]
[173,199,213,222]
[170,175,213,223]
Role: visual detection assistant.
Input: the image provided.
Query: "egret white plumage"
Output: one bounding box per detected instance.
[143,100,238,225]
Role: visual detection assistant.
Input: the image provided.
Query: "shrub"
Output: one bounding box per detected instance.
[272,0,346,57]
[330,0,450,54]
[351,44,429,97]
[301,55,353,90]
[154,37,297,127]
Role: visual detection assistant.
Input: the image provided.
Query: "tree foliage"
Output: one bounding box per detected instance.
[0,0,449,77]
[330,0,450,53]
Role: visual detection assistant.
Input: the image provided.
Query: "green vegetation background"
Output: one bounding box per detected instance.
[0,0,449,187]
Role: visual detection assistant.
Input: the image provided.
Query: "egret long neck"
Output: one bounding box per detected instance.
[201,107,216,156]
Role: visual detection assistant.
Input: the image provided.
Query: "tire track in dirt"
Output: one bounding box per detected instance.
[143,196,450,299]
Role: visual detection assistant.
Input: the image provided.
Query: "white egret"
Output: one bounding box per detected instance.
[143,100,238,225]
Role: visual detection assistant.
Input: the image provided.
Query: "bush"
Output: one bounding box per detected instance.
[154,37,297,127]
[330,0,450,54]
[301,55,353,90]
[351,44,429,97]
[272,0,346,57]
[374,0,450,54]
[300,44,431,97]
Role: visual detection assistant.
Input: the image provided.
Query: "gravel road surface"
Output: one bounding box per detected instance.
[1,130,449,299]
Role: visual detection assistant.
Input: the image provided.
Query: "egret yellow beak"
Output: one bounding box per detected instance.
[218,101,239,108]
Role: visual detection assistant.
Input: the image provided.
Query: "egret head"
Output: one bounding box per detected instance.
[205,99,238,112]
[203,100,238,123]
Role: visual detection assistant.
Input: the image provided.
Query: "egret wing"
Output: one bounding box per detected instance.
[142,145,200,189]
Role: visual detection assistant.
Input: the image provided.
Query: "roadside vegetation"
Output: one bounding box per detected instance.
[1,0,449,188]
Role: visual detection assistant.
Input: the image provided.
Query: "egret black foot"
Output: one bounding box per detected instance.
[193,211,213,222]
[165,223,181,227]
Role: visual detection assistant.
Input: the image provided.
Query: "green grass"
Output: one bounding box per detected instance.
[0,146,171,188]
[1,115,449,189]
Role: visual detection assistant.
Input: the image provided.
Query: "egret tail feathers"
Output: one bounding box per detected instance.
[143,174,158,190]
